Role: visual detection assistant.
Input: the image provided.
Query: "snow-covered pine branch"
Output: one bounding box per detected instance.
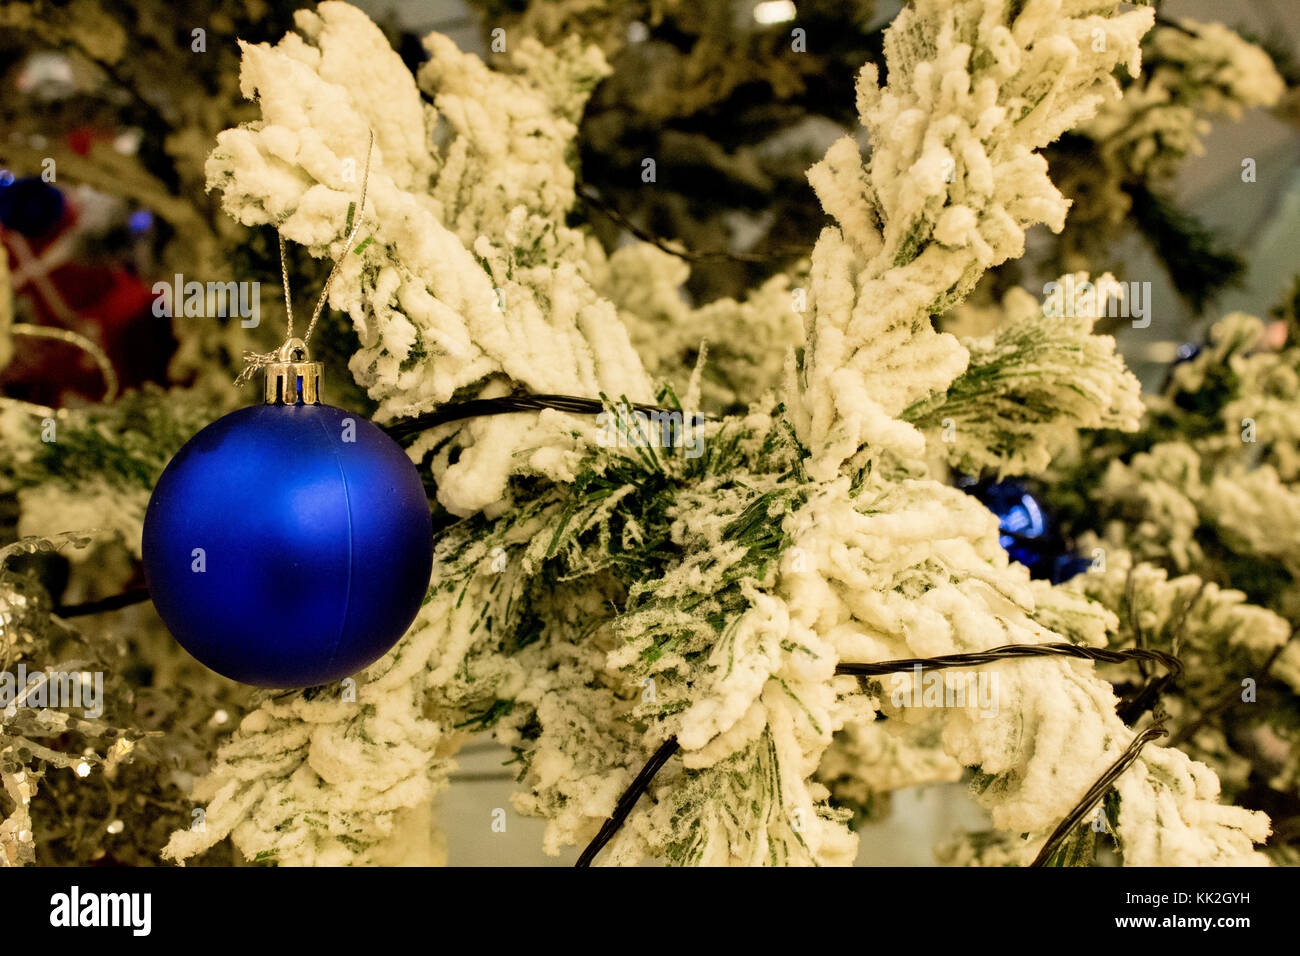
[205,2,651,515]
[905,274,1143,476]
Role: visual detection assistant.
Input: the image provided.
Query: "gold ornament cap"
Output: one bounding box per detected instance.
[263,338,322,405]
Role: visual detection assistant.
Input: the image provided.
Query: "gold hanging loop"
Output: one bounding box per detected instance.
[261,337,321,405]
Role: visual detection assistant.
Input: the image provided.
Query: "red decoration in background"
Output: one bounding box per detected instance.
[66,127,97,157]
[2,181,176,407]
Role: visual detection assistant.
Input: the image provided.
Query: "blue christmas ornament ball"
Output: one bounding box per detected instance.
[142,403,433,687]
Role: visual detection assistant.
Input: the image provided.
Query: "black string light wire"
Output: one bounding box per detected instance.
[575,183,811,265]
[833,642,1181,680]
[383,393,712,445]
[574,737,682,867]
[1116,581,1204,726]
[54,586,152,618]
[575,643,1183,867]
[1028,714,1170,867]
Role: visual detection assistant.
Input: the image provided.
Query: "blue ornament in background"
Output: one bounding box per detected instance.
[960,476,1103,584]
[961,478,1050,570]
[0,175,65,237]
[127,209,154,233]
[959,478,1096,583]
[142,341,433,687]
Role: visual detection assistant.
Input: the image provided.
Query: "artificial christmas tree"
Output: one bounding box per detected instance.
[0,0,1295,869]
